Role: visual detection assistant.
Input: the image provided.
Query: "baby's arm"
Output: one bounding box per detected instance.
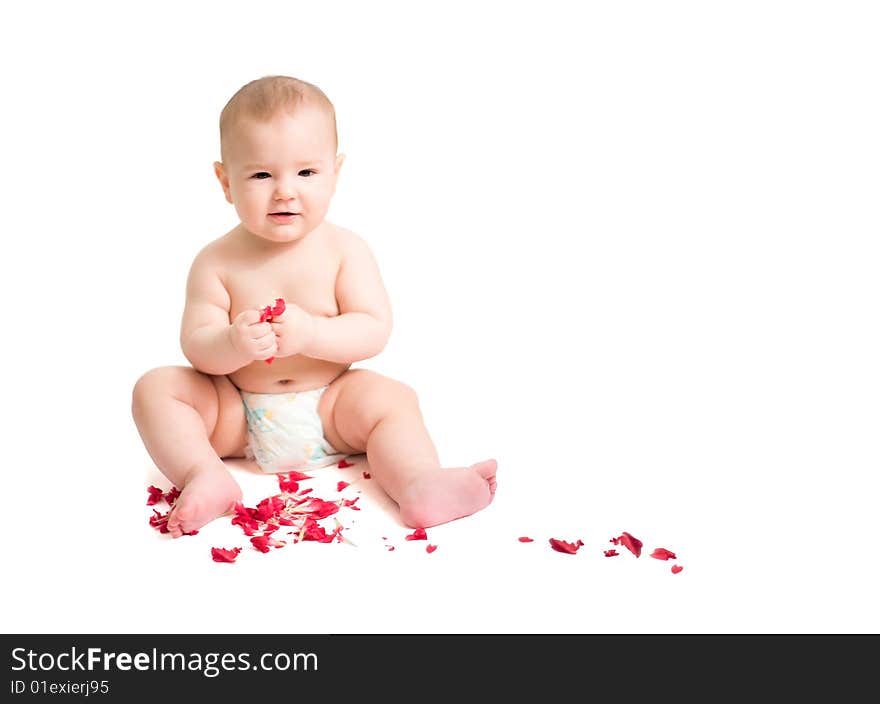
[180,251,275,374]
[287,233,392,365]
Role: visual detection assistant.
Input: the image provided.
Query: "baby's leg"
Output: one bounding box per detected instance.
[131,366,247,537]
[319,370,497,528]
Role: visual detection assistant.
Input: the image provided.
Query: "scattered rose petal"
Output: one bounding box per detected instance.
[149,509,170,534]
[604,549,619,557]
[387,546,395,551]
[650,548,677,561]
[211,547,241,563]
[426,544,437,554]
[146,485,164,505]
[405,528,428,541]
[549,538,584,554]
[338,459,354,468]
[337,481,350,491]
[250,534,287,553]
[671,565,683,574]
[277,475,299,493]
[283,470,313,481]
[614,532,643,557]
[163,487,181,506]
[518,537,534,543]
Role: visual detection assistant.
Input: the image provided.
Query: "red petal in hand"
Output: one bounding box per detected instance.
[650,548,677,561]
[518,537,534,543]
[146,486,164,506]
[405,528,428,541]
[270,298,286,317]
[337,459,354,468]
[671,565,684,574]
[426,544,437,553]
[336,481,350,492]
[549,538,584,554]
[211,547,242,563]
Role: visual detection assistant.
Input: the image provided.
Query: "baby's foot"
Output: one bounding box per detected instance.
[166,463,243,538]
[398,459,498,529]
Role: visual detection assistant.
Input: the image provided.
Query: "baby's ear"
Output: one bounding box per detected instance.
[213,161,233,204]
[334,153,346,174]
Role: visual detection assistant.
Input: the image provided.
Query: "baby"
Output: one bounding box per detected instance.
[131,75,497,538]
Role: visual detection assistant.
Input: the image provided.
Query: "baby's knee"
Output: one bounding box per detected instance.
[131,366,200,410]
[369,375,419,411]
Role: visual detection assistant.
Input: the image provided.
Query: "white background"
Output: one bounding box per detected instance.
[1,1,878,634]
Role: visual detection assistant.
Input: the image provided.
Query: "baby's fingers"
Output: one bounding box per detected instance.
[233,309,264,327]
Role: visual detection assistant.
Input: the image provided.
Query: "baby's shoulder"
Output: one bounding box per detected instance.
[188,229,239,272]
[323,222,373,257]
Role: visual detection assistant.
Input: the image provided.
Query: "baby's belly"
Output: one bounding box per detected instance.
[229,355,350,394]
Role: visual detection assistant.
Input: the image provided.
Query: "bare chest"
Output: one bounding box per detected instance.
[224,247,341,321]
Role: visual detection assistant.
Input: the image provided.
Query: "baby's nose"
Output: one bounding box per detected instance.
[273,180,298,199]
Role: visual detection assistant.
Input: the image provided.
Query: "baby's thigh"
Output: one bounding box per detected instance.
[207,374,248,459]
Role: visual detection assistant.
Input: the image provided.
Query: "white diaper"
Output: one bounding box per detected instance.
[240,387,347,473]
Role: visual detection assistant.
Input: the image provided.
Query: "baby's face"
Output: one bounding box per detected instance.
[215,107,343,243]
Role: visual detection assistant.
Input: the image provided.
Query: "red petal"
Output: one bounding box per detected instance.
[405,528,428,541]
[149,509,170,533]
[362,471,371,479]
[277,475,299,493]
[650,548,677,561]
[671,565,684,574]
[518,536,534,543]
[617,532,643,557]
[146,485,164,506]
[250,535,272,553]
[164,487,181,506]
[270,298,286,317]
[426,544,437,553]
[303,498,340,519]
[265,357,275,364]
[211,547,241,563]
[336,481,350,491]
[283,471,313,481]
[549,538,584,554]
[604,549,619,557]
[337,459,354,468]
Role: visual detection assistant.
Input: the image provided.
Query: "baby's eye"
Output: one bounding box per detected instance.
[298,169,317,177]
[251,172,271,179]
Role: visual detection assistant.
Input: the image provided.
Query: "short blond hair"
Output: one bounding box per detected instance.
[219,75,337,159]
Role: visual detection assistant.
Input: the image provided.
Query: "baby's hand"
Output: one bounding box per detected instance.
[228,310,278,362]
[269,302,316,358]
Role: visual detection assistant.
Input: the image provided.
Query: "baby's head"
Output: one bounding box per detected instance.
[214,75,344,243]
